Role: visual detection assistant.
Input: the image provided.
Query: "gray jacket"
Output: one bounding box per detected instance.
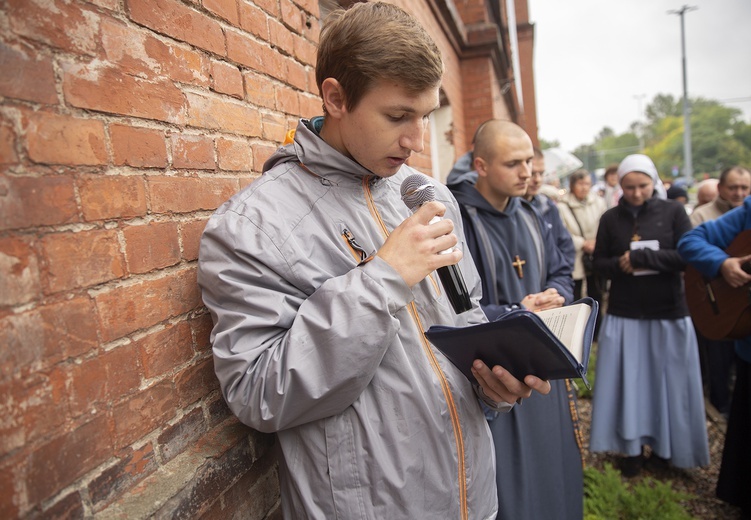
[198,119,499,519]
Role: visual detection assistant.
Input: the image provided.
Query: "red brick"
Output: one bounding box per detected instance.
[0,457,20,519]
[112,380,177,448]
[0,299,98,381]
[134,321,194,379]
[175,357,218,406]
[110,124,168,168]
[89,0,119,9]
[149,176,239,214]
[217,137,252,171]
[7,0,101,56]
[185,91,262,137]
[211,60,244,99]
[41,229,126,293]
[0,42,57,104]
[191,312,214,353]
[123,221,180,274]
[252,142,278,174]
[0,174,78,232]
[0,372,67,454]
[62,61,185,124]
[283,56,308,91]
[171,134,216,170]
[95,267,202,341]
[203,0,239,24]
[68,343,142,417]
[101,18,209,87]
[280,0,304,33]
[25,111,107,166]
[226,30,284,80]
[293,0,319,17]
[0,121,18,165]
[157,408,206,462]
[0,234,41,307]
[261,112,286,142]
[244,70,275,109]
[207,395,232,426]
[253,0,281,17]
[293,31,318,66]
[88,443,157,509]
[269,19,295,56]
[27,414,114,505]
[127,0,226,56]
[238,1,269,39]
[180,217,209,261]
[299,92,323,120]
[78,174,148,222]
[275,84,300,116]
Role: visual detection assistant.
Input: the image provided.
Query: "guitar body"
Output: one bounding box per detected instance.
[684,229,751,341]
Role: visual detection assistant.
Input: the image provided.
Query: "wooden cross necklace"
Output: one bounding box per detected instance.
[512,255,526,279]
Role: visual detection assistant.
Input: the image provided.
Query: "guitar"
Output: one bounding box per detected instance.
[684,229,751,341]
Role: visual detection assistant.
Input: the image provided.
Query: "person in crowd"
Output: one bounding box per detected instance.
[526,147,576,269]
[588,154,709,478]
[695,178,719,208]
[448,119,582,520]
[691,166,751,226]
[599,163,622,209]
[678,195,751,518]
[197,4,549,518]
[688,166,750,418]
[666,184,690,208]
[558,169,606,333]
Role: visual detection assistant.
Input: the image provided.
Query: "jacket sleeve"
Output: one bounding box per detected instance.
[198,211,415,433]
[592,210,623,278]
[549,203,576,270]
[541,213,575,304]
[678,202,749,277]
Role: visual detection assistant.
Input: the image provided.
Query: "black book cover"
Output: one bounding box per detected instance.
[425,298,597,388]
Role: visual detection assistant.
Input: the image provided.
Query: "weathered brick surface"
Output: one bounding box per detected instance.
[1,0,525,518]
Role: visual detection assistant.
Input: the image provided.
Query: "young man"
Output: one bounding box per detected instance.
[448,120,582,519]
[197,4,548,519]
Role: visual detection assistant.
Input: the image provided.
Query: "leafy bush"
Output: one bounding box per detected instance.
[584,463,694,519]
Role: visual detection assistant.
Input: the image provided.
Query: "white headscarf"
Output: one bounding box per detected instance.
[616,154,667,199]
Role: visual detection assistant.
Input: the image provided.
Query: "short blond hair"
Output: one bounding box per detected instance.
[316,2,443,111]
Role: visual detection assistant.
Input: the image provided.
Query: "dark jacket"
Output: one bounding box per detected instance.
[594,197,692,319]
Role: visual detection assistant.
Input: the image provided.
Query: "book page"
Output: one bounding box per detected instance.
[630,239,660,276]
[536,303,592,362]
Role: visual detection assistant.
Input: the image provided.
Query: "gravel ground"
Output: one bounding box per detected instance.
[577,394,742,519]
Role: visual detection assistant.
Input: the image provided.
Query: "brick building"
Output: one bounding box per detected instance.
[0,0,538,517]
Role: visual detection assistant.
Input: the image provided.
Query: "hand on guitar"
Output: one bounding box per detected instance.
[720,254,751,288]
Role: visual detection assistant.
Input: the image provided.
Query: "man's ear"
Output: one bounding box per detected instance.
[321,78,347,119]
[474,156,487,177]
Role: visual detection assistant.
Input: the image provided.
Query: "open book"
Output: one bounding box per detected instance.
[630,239,660,276]
[425,298,597,388]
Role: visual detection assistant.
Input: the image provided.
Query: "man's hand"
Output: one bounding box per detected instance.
[471,359,551,404]
[521,288,564,312]
[720,254,751,288]
[377,201,462,287]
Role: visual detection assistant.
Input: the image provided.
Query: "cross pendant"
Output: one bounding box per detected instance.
[512,255,526,279]
[631,233,641,242]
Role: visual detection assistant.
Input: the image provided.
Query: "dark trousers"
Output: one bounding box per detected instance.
[696,330,736,415]
[574,274,603,337]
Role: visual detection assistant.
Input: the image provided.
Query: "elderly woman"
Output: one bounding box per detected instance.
[558,169,606,329]
[588,154,709,477]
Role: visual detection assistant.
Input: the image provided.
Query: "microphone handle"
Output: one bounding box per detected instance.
[436,263,472,314]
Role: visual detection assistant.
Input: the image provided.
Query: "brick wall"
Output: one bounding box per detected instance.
[1,0,529,518]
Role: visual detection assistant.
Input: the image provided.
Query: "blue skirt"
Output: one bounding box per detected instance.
[589,315,709,468]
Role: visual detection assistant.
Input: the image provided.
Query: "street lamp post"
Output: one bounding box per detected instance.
[633,93,646,151]
[669,5,697,184]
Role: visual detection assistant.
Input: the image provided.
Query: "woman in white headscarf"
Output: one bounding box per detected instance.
[588,154,709,477]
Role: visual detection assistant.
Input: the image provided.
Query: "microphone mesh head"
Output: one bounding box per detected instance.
[400,174,436,211]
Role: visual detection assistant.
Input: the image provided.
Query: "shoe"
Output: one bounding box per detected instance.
[646,453,670,472]
[619,455,644,478]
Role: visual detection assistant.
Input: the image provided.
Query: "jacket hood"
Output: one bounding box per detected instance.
[263,118,376,185]
[449,178,524,218]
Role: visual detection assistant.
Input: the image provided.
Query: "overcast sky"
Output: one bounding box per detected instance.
[530,0,751,151]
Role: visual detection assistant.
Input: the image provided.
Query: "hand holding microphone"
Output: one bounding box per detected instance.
[377,174,472,314]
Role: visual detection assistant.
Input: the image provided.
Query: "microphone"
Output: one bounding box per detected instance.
[400,174,472,314]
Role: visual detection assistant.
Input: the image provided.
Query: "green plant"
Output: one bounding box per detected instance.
[576,342,597,399]
[584,463,694,519]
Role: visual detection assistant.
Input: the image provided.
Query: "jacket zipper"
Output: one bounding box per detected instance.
[361,176,469,520]
[342,228,368,262]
